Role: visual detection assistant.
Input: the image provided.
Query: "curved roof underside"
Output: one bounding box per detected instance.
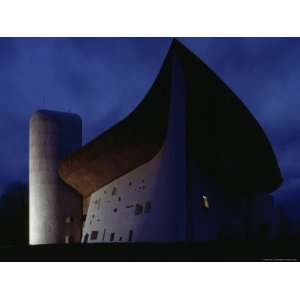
[58,52,172,197]
[59,40,282,198]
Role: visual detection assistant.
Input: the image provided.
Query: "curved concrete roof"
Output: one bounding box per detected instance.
[58,52,172,197]
[58,40,282,197]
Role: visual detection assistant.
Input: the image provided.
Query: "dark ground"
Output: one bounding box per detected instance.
[0,240,299,262]
[0,182,298,262]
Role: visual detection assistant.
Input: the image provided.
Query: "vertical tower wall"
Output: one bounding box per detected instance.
[29,110,82,245]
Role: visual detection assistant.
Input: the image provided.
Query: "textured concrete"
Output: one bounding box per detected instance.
[29,110,82,245]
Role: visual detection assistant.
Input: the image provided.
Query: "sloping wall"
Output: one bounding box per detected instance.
[82,53,187,243]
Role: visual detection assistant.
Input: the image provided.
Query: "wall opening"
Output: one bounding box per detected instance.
[112,187,117,195]
[128,230,133,242]
[82,214,87,222]
[135,204,143,215]
[83,233,89,243]
[110,233,115,241]
[91,231,98,240]
[201,195,210,209]
[65,235,74,244]
[102,229,106,241]
[65,216,73,223]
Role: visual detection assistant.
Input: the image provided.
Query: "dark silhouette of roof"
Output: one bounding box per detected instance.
[58,39,282,198]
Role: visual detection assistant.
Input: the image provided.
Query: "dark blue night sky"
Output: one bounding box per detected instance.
[0,38,299,230]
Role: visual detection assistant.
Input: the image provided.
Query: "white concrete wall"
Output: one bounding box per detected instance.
[82,53,187,243]
[29,110,82,245]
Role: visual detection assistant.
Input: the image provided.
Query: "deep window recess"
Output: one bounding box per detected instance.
[135,204,143,215]
[128,230,133,242]
[118,197,121,202]
[65,235,74,244]
[129,181,132,186]
[91,231,99,240]
[110,233,115,241]
[201,195,209,209]
[119,237,123,241]
[83,233,89,243]
[102,229,106,241]
[113,208,117,213]
[144,202,151,213]
[112,187,117,196]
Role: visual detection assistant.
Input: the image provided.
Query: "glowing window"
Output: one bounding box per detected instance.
[201,195,209,209]
[65,216,73,223]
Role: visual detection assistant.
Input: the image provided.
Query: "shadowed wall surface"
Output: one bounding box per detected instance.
[59,40,282,199]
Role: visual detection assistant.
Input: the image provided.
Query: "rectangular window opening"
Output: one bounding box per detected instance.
[102,229,106,241]
[128,230,133,242]
[91,231,99,240]
[110,232,115,242]
[135,204,143,215]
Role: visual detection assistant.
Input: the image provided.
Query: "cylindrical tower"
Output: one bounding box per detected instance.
[29,110,82,245]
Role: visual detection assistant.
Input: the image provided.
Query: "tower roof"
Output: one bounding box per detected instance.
[58,39,283,198]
